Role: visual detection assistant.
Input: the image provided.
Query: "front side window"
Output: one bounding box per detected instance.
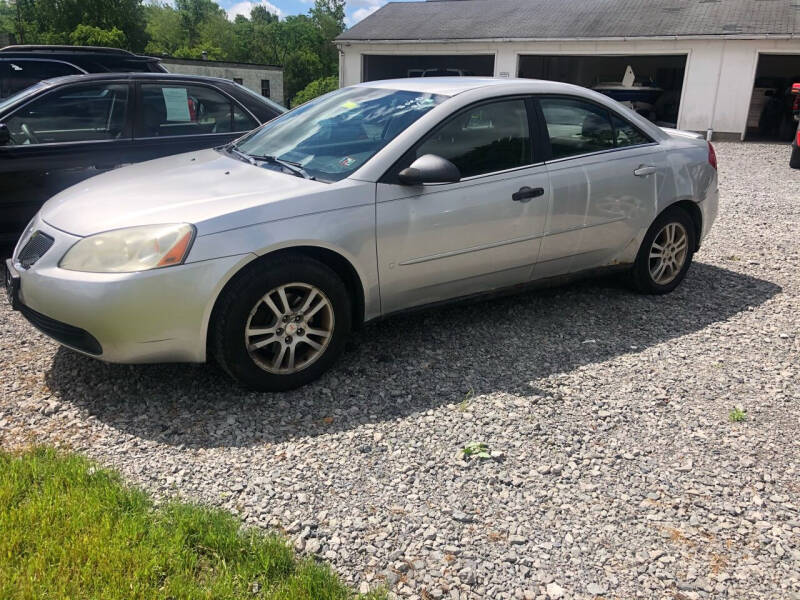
[234,86,446,182]
[414,99,532,178]
[0,59,82,99]
[5,83,128,145]
[540,97,615,159]
[137,83,257,138]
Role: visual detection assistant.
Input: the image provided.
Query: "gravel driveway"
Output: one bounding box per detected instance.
[2,142,799,600]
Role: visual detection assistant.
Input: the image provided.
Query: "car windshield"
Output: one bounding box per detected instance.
[232,86,447,182]
[0,81,48,112]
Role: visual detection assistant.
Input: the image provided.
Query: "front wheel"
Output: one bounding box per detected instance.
[629,207,696,294]
[212,257,352,391]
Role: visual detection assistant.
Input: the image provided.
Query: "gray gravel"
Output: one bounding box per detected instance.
[2,142,799,600]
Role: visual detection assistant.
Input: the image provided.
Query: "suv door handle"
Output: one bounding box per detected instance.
[633,165,657,177]
[512,186,545,202]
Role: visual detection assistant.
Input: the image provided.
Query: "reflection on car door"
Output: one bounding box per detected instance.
[376,98,550,313]
[0,80,133,244]
[127,81,260,163]
[535,96,664,278]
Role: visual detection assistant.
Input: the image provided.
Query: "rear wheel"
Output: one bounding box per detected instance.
[212,257,351,391]
[790,144,800,169]
[629,207,696,294]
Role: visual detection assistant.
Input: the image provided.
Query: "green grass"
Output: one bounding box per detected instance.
[0,447,384,600]
[729,407,747,423]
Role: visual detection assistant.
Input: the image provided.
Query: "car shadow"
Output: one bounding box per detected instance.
[44,262,781,449]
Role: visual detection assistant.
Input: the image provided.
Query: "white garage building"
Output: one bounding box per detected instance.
[336,0,800,140]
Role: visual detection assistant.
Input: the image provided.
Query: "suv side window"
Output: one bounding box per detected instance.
[414,99,532,178]
[540,97,615,159]
[5,82,129,145]
[0,59,82,99]
[137,83,258,138]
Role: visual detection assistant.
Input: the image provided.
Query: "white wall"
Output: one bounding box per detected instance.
[161,59,284,106]
[338,37,800,136]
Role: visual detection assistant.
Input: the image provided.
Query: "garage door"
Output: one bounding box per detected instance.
[745,53,800,141]
[362,55,495,82]
[518,54,687,128]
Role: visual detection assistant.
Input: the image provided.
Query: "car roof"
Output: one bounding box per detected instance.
[353,77,585,97]
[0,45,158,61]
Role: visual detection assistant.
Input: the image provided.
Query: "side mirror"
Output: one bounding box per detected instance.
[0,124,9,146]
[398,154,461,185]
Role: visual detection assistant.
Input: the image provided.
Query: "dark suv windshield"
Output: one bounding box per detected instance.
[233,86,446,182]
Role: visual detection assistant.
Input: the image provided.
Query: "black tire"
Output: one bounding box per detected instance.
[212,256,352,392]
[629,206,696,294]
[790,145,800,169]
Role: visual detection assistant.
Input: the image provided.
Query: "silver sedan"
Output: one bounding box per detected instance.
[5,78,718,391]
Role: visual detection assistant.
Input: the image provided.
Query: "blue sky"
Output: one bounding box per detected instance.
[219,0,421,27]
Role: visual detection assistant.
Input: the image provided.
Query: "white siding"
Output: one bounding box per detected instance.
[338,38,800,137]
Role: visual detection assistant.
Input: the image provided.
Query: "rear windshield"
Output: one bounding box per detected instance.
[233,86,446,182]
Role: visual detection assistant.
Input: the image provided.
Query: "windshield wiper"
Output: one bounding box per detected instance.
[249,154,315,180]
[225,145,256,165]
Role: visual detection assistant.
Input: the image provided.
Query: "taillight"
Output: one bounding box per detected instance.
[708,142,717,170]
[797,130,800,146]
[793,96,800,111]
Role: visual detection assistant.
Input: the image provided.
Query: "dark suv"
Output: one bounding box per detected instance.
[1,45,166,99]
[0,72,285,246]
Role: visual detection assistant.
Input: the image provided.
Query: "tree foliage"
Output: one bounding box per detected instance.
[0,0,347,106]
[292,75,339,106]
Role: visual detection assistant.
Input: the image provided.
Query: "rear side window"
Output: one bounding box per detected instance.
[415,99,532,178]
[540,97,614,159]
[5,83,129,145]
[611,114,652,147]
[0,60,82,99]
[137,83,258,138]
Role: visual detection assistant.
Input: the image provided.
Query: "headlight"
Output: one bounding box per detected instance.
[60,224,195,273]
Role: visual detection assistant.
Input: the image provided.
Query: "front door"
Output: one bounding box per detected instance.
[376,98,550,314]
[0,80,133,245]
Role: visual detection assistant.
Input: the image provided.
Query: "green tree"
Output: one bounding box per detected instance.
[69,24,127,48]
[292,75,338,106]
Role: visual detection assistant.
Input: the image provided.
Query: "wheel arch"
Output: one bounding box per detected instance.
[205,244,367,361]
[662,199,702,251]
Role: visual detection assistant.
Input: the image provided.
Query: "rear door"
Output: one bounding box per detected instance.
[0,79,133,244]
[533,95,664,278]
[128,80,260,162]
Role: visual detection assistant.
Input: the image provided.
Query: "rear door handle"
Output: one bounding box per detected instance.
[512,186,545,202]
[633,165,657,177]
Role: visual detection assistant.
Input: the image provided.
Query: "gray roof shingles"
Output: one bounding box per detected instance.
[337,0,800,41]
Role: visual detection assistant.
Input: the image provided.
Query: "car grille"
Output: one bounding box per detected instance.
[18,302,102,355]
[17,231,55,269]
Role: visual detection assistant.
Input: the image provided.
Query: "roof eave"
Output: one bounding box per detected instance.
[336,33,799,45]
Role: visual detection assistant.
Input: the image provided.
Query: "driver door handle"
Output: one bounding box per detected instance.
[633,165,657,177]
[512,186,545,202]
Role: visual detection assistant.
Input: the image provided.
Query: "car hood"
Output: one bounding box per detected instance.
[40,149,331,237]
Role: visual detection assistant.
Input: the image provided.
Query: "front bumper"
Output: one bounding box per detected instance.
[7,217,250,364]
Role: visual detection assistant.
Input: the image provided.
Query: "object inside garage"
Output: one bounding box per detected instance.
[518,54,687,127]
[362,54,495,82]
[745,53,800,141]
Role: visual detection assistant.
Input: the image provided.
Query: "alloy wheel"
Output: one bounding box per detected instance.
[245,283,334,374]
[648,222,689,285]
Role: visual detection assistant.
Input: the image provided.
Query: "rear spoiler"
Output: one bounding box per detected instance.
[659,127,704,140]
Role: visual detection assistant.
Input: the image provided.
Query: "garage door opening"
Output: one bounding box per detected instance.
[745,53,800,141]
[362,55,495,82]
[518,54,687,127]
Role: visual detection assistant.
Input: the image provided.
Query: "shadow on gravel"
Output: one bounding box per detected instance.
[44,262,780,448]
